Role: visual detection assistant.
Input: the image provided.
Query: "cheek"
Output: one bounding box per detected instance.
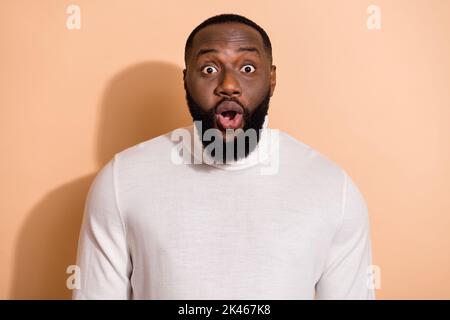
[241,79,270,108]
[188,78,216,108]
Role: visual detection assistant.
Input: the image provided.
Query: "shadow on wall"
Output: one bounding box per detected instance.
[10,61,191,299]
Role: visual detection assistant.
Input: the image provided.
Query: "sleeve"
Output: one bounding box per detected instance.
[315,170,376,300]
[72,156,132,299]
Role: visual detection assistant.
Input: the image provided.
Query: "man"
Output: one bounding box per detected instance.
[73,13,375,300]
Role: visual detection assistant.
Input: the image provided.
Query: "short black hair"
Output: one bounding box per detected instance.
[184,13,273,66]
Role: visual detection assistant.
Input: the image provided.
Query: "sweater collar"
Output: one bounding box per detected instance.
[187,115,275,171]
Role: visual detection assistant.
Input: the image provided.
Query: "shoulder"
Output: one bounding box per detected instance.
[277,130,370,223]
[100,126,187,181]
[115,128,178,163]
[277,130,345,185]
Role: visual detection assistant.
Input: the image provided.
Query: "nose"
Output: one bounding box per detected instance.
[215,69,241,98]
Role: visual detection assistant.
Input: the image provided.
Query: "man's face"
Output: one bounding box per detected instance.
[183,22,276,162]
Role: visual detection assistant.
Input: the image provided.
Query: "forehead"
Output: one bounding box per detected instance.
[191,22,265,56]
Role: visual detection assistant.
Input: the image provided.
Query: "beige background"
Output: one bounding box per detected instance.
[1,0,449,299]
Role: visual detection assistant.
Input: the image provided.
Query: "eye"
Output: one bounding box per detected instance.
[201,65,218,75]
[240,64,256,73]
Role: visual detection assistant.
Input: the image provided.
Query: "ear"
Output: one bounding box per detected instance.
[183,69,187,90]
[269,65,277,97]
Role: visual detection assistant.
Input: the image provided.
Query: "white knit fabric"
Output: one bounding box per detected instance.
[73,116,375,300]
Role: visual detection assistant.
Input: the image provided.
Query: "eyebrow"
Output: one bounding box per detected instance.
[195,46,261,60]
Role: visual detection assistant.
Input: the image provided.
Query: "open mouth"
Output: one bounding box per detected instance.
[215,102,244,130]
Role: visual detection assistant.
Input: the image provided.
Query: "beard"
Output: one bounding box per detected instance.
[184,86,271,164]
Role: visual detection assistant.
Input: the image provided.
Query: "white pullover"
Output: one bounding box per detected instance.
[73,117,375,299]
